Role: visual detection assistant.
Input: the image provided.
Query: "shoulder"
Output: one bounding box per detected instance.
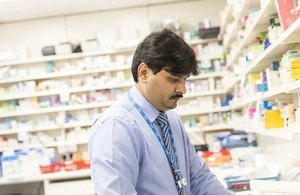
[89,98,145,156]
[92,98,137,131]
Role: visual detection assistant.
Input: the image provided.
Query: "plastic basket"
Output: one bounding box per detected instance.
[224,174,280,191]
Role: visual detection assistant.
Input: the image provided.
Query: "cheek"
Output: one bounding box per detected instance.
[156,82,175,97]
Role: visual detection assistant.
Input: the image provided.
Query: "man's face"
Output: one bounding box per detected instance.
[145,68,188,111]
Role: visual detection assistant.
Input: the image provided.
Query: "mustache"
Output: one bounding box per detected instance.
[170,94,183,99]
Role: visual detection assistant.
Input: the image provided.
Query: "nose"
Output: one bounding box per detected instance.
[176,80,187,94]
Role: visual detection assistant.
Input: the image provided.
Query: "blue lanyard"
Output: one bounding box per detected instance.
[128,92,187,193]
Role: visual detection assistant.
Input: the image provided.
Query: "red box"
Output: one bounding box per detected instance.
[40,162,61,174]
[63,160,82,171]
[275,0,298,30]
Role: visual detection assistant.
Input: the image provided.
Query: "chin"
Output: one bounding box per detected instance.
[168,104,177,110]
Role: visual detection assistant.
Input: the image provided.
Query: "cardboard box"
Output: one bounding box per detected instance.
[275,0,298,30]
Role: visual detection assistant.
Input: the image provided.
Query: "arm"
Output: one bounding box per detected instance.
[188,140,235,195]
[168,111,235,195]
[89,116,140,195]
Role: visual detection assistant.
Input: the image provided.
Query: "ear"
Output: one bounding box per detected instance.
[137,63,149,82]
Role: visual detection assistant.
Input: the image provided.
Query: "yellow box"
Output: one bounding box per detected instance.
[291,73,300,79]
[264,117,284,123]
[290,60,300,68]
[265,120,284,129]
[248,73,261,85]
[290,68,300,74]
[264,110,281,117]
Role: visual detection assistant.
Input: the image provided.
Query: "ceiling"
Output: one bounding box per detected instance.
[0,0,189,24]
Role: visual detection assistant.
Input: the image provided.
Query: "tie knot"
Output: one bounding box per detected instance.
[157,112,168,127]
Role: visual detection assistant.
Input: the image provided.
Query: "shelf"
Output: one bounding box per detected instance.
[244,18,300,75]
[0,169,90,186]
[188,71,226,80]
[0,82,133,101]
[0,47,136,67]
[247,126,300,142]
[218,4,234,40]
[226,0,276,70]
[220,0,300,141]
[0,38,213,68]
[178,106,230,116]
[0,139,89,152]
[0,64,131,85]
[0,121,92,136]
[230,83,295,110]
[0,101,114,118]
[0,23,230,151]
[224,74,241,91]
[187,124,234,133]
[224,17,300,95]
[0,143,44,152]
[184,90,227,98]
[223,0,261,52]
[45,139,89,147]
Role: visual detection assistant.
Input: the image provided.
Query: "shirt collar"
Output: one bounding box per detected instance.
[129,85,160,123]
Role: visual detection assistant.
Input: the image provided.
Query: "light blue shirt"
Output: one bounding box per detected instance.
[89,85,235,195]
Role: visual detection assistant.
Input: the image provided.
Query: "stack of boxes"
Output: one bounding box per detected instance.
[281,50,300,80]
[264,109,284,129]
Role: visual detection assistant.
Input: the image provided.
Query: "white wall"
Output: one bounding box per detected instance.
[0,0,226,57]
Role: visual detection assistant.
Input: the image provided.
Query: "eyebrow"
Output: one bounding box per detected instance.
[170,74,189,79]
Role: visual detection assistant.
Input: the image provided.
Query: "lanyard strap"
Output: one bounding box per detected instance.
[128,92,187,192]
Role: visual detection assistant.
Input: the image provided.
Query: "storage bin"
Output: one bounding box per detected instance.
[198,27,220,39]
[224,174,280,191]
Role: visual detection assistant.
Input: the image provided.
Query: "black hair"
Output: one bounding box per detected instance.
[131,28,200,82]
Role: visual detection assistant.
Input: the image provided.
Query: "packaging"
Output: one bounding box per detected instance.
[275,0,298,30]
[81,39,98,52]
[55,42,73,55]
[42,46,55,56]
[198,27,220,39]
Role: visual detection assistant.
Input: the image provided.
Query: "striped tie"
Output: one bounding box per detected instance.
[157,112,182,195]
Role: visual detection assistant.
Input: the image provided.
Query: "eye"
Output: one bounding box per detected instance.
[168,77,179,83]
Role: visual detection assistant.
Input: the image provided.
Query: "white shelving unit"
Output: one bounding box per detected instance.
[0,101,115,118]
[180,38,235,145]
[0,65,132,85]
[0,0,232,193]
[178,106,230,117]
[0,36,233,193]
[221,0,300,142]
[0,37,231,148]
[0,169,93,195]
[0,47,136,68]
[0,121,92,136]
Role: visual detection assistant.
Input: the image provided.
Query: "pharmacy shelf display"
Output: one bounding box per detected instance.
[220,0,300,141]
[0,46,136,156]
[180,39,234,145]
[0,37,231,152]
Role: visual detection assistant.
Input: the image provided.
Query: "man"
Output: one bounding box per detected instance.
[89,28,235,195]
